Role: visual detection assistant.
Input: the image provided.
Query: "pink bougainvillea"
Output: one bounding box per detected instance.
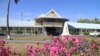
[26,35,87,56]
[0,40,20,56]
[50,46,59,56]
[0,35,99,56]
[26,35,99,56]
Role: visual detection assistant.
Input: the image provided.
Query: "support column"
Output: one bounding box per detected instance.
[12,27,14,32]
[34,27,35,35]
[80,29,83,35]
[12,27,15,34]
[31,27,33,34]
[25,27,27,34]
[42,27,47,35]
[19,27,20,31]
[42,27,44,35]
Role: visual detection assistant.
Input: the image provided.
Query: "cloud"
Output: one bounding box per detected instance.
[77,14,82,18]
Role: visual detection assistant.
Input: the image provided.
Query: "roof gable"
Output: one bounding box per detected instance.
[45,9,62,18]
[38,9,63,18]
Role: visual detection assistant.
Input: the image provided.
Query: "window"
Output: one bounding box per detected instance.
[2,27,6,30]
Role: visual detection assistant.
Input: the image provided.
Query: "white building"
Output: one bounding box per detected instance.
[62,22,100,35]
[0,9,100,36]
[0,9,68,35]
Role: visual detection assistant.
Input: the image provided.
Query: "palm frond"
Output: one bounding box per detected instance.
[14,0,19,4]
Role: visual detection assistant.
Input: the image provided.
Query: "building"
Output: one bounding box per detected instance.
[0,9,100,36]
[0,9,68,35]
[62,22,100,35]
[35,9,68,35]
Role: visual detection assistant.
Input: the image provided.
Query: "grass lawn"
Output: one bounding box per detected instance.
[6,43,44,56]
[12,35,50,41]
[84,37,100,44]
[0,35,51,41]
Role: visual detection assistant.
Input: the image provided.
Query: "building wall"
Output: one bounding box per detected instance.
[35,22,63,27]
[0,27,43,35]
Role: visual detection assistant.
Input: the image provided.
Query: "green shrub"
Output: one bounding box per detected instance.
[70,31,78,35]
[83,32,89,35]
[33,30,41,34]
[0,30,6,35]
[14,30,23,34]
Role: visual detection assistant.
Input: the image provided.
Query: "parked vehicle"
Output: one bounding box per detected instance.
[89,31,100,36]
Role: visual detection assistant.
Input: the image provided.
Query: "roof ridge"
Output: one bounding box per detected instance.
[45,9,62,18]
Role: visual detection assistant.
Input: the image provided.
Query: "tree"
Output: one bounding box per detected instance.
[77,19,91,23]
[6,0,19,39]
[77,18,100,24]
[91,18,100,24]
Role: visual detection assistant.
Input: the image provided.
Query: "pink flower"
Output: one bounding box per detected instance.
[74,38,80,46]
[91,43,99,50]
[66,50,71,56]
[0,40,5,46]
[44,43,50,52]
[30,51,36,56]
[50,46,59,56]
[70,47,77,54]
[59,44,66,53]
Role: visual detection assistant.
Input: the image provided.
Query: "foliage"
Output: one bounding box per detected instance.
[0,40,20,56]
[14,0,19,4]
[33,30,42,34]
[77,18,100,24]
[83,32,89,35]
[0,31,6,35]
[77,19,91,23]
[69,31,79,35]
[0,35,100,56]
[26,35,100,56]
[14,30,23,34]
[91,18,100,24]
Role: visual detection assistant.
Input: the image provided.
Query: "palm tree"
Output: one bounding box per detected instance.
[7,0,19,39]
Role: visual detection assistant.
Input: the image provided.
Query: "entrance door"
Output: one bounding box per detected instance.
[46,27,59,36]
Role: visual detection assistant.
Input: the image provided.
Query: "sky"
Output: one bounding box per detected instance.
[0,0,100,22]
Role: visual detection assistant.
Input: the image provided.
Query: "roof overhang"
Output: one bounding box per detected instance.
[67,22,100,29]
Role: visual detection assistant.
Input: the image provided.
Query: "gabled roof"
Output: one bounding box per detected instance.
[37,9,63,18]
[67,22,100,29]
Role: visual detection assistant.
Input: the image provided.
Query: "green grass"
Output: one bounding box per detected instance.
[11,35,50,41]
[0,35,51,41]
[84,37,100,44]
[6,42,44,56]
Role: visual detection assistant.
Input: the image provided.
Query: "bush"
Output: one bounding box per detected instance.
[0,40,20,56]
[33,30,41,34]
[0,35,100,56]
[26,35,100,56]
[14,30,23,34]
[83,32,89,35]
[0,30,6,35]
[70,31,78,35]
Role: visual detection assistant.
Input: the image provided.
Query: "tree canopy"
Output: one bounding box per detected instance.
[77,18,100,24]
